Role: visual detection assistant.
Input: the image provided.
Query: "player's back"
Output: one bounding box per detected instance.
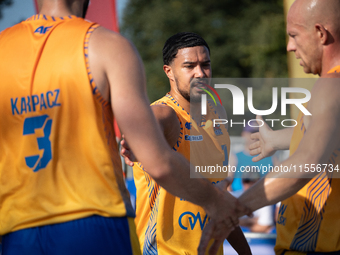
[0,15,133,235]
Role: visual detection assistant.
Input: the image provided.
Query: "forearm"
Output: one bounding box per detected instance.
[271,127,294,150]
[238,158,316,213]
[149,149,220,213]
[239,135,334,213]
[238,175,308,213]
[226,226,251,255]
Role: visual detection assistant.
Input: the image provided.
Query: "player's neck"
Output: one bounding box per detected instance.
[320,45,340,76]
[168,90,203,123]
[38,0,83,18]
[169,89,191,114]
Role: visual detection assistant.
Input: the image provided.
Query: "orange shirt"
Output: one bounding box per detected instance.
[0,15,133,235]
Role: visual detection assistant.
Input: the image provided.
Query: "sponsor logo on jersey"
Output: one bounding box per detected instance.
[277,204,287,226]
[178,211,208,230]
[184,135,203,141]
[34,26,53,34]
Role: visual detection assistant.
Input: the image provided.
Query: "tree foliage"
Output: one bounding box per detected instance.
[0,0,12,19]
[121,0,289,134]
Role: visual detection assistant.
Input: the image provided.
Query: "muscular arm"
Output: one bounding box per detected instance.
[270,127,294,150]
[239,76,340,213]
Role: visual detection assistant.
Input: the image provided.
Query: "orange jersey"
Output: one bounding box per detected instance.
[275,73,340,254]
[0,15,134,235]
[133,93,230,255]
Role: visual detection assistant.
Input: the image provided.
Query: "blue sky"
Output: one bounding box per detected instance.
[0,0,127,32]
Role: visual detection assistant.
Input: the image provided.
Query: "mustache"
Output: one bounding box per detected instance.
[190,78,209,87]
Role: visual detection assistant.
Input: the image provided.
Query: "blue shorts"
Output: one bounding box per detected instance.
[2,215,139,255]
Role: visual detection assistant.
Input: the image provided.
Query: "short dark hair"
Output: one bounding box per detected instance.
[162,32,210,65]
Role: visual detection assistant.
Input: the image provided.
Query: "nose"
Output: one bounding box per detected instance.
[286,37,296,53]
[194,65,206,78]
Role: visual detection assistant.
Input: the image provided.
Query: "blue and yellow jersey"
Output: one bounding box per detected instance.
[0,15,134,235]
[133,93,230,255]
[275,71,340,254]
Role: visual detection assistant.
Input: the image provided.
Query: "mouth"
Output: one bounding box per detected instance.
[191,85,208,95]
[191,80,208,89]
[191,86,205,95]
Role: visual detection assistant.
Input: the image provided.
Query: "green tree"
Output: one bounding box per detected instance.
[121,0,288,134]
[0,0,12,19]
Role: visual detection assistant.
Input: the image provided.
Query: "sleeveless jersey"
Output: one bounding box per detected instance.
[133,93,230,255]
[275,69,340,254]
[0,15,134,235]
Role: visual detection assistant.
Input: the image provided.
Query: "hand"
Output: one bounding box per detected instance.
[120,135,136,166]
[249,115,276,162]
[198,188,252,255]
[215,178,253,218]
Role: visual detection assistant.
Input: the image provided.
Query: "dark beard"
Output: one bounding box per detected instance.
[175,77,203,103]
[82,0,90,18]
[178,87,191,102]
[175,77,190,102]
[176,85,202,103]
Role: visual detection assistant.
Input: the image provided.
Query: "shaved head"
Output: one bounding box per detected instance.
[289,0,340,34]
[286,0,340,75]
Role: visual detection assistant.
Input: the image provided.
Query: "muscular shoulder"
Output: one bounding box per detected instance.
[89,26,134,54]
[88,26,145,101]
[152,104,177,121]
[151,104,180,148]
[89,26,140,73]
[310,75,340,111]
[305,75,340,129]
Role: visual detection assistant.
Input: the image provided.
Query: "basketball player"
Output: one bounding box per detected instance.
[0,0,249,254]
[199,0,340,254]
[122,32,251,255]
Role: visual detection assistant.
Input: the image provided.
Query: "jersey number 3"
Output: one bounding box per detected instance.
[23,115,53,172]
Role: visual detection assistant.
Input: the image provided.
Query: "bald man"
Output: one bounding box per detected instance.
[197,0,340,254]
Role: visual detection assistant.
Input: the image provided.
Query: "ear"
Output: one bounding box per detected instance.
[163,65,174,81]
[315,24,328,45]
